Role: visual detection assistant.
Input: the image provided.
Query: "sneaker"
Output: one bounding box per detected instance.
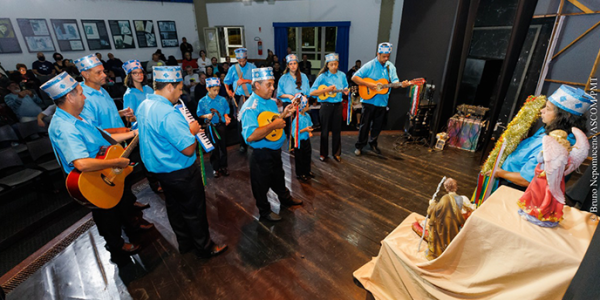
[354,149,362,156]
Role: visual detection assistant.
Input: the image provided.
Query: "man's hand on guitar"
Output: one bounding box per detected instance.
[114,157,131,169]
[270,118,286,130]
[189,120,200,135]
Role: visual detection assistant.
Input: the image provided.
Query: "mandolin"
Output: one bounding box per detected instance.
[317,85,357,101]
[66,135,139,209]
[256,96,302,142]
[358,77,425,100]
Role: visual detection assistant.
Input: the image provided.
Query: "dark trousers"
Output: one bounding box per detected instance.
[91,200,131,252]
[152,165,213,254]
[294,139,312,176]
[250,148,292,217]
[355,103,387,150]
[208,123,228,171]
[235,94,248,148]
[319,102,342,157]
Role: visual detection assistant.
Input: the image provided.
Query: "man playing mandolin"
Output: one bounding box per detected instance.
[42,72,141,264]
[239,67,303,222]
[352,42,410,156]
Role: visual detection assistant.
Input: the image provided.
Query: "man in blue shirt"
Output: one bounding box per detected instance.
[224,48,256,153]
[137,66,227,258]
[239,67,302,222]
[197,77,231,178]
[352,43,409,155]
[5,81,43,122]
[42,72,143,264]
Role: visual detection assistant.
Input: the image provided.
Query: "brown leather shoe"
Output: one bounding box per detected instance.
[196,244,228,258]
[121,243,140,253]
[282,197,303,206]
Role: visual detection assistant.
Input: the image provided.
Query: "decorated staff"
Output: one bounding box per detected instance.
[136,66,227,258]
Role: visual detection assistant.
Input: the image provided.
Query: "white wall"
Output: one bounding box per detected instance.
[0,0,198,72]
[206,0,396,67]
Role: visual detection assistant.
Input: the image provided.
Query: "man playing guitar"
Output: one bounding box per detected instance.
[352,42,410,156]
[43,72,141,264]
[224,48,256,153]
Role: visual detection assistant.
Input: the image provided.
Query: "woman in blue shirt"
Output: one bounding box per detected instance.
[122,59,154,115]
[278,54,310,148]
[309,53,348,162]
[496,85,592,189]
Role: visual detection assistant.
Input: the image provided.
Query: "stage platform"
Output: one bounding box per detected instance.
[1,132,483,299]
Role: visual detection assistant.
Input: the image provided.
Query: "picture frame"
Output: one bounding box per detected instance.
[17,18,56,53]
[0,18,22,53]
[157,21,178,48]
[133,20,157,48]
[108,20,135,49]
[81,20,111,50]
[51,19,85,52]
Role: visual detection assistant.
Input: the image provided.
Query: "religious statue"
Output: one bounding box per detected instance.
[517,128,589,227]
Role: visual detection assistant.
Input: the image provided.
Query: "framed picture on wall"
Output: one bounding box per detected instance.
[17,18,56,53]
[81,20,111,50]
[51,19,85,51]
[0,18,22,53]
[108,20,135,49]
[157,21,178,48]
[133,20,157,48]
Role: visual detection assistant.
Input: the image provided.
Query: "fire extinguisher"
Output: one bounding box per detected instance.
[258,40,263,56]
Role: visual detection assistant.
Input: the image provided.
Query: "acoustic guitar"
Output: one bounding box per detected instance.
[256,97,302,142]
[66,135,139,209]
[317,85,356,101]
[358,77,425,100]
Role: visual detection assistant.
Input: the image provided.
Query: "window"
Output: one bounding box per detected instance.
[287,26,338,75]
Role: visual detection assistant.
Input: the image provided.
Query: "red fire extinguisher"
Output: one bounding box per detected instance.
[258,40,263,56]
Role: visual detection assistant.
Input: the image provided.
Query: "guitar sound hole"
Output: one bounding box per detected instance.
[101,173,116,187]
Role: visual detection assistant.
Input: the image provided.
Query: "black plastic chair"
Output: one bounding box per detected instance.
[16,120,45,141]
[26,137,60,172]
[0,147,44,191]
[0,125,27,154]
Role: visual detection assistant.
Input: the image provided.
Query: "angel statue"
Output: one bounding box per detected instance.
[517,128,589,227]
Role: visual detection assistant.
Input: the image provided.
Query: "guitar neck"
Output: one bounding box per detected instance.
[121,135,139,159]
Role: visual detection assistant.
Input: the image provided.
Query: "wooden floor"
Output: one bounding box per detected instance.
[5,132,482,300]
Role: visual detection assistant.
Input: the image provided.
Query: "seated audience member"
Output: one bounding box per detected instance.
[32,52,55,82]
[206,66,216,78]
[194,72,208,103]
[182,52,198,70]
[210,57,220,75]
[106,53,125,80]
[146,53,165,76]
[218,73,228,98]
[5,81,43,122]
[53,53,66,73]
[197,50,209,74]
[155,49,167,62]
[183,66,200,96]
[166,56,179,66]
[63,59,81,79]
[272,55,280,67]
[37,104,56,127]
[11,64,41,92]
[221,62,230,77]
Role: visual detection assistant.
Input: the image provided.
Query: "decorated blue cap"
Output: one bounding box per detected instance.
[74,54,102,72]
[378,42,392,54]
[325,53,339,63]
[40,72,79,100]
[122,59,143,75]
[235,48,248,60]
[153,66,183,83]
[286,54,298,64]
[206,77,220,88]
[548,84,594,116]
[294,93,309,110]
[252,67,274,83]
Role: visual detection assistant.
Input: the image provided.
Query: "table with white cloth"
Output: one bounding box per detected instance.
[353,186,598,300]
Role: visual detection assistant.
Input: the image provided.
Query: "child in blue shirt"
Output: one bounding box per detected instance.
[291,96,315,181]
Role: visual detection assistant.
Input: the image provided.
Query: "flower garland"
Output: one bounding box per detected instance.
[481,95,547,173]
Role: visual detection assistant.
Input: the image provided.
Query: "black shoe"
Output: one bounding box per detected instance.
[220,168,229,176]
[354,149,362,156]
[296,175,309,182]
[196,243,228,259]
[239,146,247,153]
[281,197,303,206]
[370,144,381,154]
[334,155,341,162]
[121,243,140,254]
[213,170,221,178]
[307,172,315,178]
[260,212,282,222]
[319,155,327,162]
